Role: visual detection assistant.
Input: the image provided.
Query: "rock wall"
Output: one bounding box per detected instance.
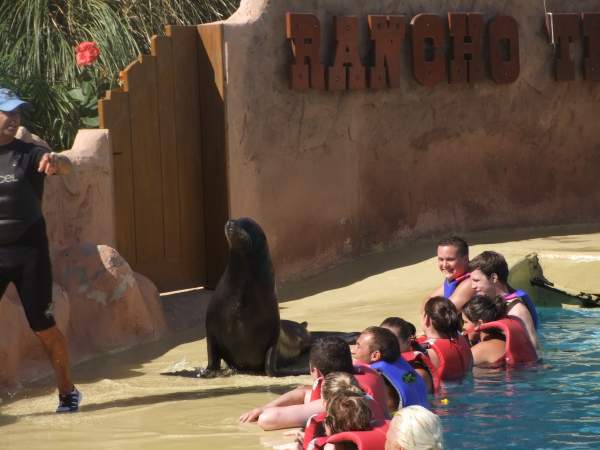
[0,129,167,394]
[219,0,600,280]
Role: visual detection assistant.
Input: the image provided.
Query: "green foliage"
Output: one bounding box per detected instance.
[0,0,238,150]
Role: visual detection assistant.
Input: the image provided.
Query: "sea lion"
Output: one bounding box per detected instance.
[202,217,310,377]
[278,320,311,364]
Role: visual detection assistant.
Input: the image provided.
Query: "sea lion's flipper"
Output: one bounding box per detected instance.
[205,334,222,373]
[264,345,310,377]
[161,368,202,377]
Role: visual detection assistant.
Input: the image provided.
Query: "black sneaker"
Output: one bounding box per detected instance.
[56,388,82,413]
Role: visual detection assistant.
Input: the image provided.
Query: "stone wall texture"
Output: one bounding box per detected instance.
[220,0,600,280]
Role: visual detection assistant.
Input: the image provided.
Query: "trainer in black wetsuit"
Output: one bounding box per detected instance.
[0,87,81,412]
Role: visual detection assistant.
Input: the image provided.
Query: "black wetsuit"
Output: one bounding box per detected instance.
[0,138,54,331]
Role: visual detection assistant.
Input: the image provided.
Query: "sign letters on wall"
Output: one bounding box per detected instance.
[286,11,600,90]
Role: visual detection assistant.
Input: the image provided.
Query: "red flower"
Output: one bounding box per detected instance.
[75,42,100,66]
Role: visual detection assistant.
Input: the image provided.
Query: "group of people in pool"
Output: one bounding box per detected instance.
[239,236,540,450]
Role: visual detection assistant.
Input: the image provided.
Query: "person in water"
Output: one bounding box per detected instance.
[385,405,444,450]
[0,88,81,413]
[428,236,475,311]
[239,336,389,430]
[284,372,378,450]
[462,295,538,367]
[468,251,539,348]
[419,297,473,384]
[318,393,373,450]
[380,317,435,394]
[303,372,390,450]
[352,326,429,412]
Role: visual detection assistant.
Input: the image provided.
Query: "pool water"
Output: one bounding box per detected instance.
[437,307,600,450]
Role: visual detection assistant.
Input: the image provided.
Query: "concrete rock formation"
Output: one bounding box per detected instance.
[53,243,167,355]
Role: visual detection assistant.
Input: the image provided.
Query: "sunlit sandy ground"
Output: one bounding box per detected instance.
[2,225,600,450]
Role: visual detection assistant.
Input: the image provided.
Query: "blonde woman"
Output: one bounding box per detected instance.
[385,405,444,450]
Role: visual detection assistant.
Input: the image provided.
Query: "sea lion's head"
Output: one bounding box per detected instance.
[224,217,268,256]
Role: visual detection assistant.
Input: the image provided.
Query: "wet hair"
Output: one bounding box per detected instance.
[437,236,469,258]
[469,251,509,283]
[362,326,400,363]
[321,372,365,403]
[380,317,416,344]
[325,392,372,435]
[386,405,444,450]
[309,336,354,376]
[423,297,462,338]
[463,295,507,324]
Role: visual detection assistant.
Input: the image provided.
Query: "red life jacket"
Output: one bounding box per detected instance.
[417,334,472,383]
[476,317,538,367]
[307,419,390,450]
[309,364,389,414]
[401,350,439,392]
[303,394,388,450]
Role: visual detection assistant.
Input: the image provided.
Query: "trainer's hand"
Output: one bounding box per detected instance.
[239,407,263,423]
[37,152,59,175]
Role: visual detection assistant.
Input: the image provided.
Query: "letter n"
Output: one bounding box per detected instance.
[448,12,484,83]
[368,15,405,89]
[328,16,366,91]
[545,13,580,81]
[286,13,325,89]
[411,14,446,86]
[489,16,520,84]
[582,13,600,81]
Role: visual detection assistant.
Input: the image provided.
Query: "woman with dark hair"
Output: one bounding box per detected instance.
[418,297,472,385]
[462,295,537,367]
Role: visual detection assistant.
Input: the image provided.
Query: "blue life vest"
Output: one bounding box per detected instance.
[370,358,430,409]
[443,272,470,298]
[504,290,540,329]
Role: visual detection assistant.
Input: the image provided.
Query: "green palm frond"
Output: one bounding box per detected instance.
[0,0,238,149]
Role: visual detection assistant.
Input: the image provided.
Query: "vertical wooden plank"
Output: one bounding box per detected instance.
[98,90,136,264]
[198,23,230,288]
[122,56,165,262]
[152,35,182,260]
[169,25,207,284]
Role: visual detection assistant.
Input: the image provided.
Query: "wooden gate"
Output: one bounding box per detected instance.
[99,24,228,292]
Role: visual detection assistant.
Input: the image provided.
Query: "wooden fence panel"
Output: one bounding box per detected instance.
[99,25,215,291]
[98,90,135,264]
[198,23,230,288]
[124,55,165,264]
[169,25,207,281]
[153,35,182,260]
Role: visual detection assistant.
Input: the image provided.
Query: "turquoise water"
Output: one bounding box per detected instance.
[436,308,600,449]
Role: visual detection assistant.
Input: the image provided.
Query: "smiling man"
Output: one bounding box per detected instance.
[427,236,475,311]
[0,88,80,412]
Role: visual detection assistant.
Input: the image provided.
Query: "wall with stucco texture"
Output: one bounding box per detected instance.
[220,0,600,280]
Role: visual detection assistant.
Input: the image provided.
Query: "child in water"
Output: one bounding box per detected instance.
[318,392,373,450]
[462,295,537,367]
[419,297,473,383]
[278,372,379,450]
[380,317,435,394]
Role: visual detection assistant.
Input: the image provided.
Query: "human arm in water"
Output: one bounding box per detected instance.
[507,303,538,349]
[239,385,324,430]
[471,338,505,366]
